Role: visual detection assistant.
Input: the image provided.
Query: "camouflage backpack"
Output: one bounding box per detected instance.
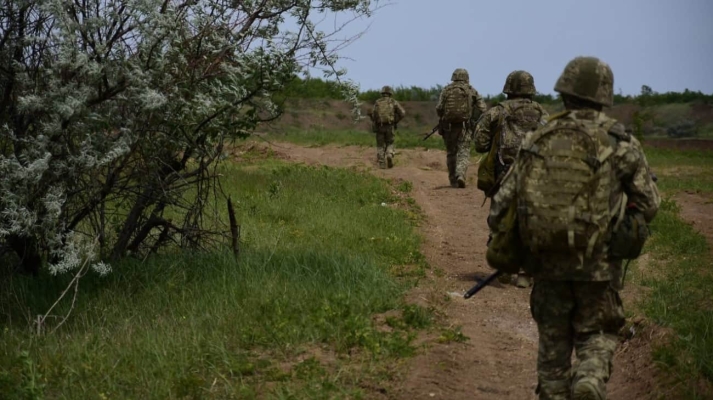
[516,111,615,259]
[497,100,545,165]
[441,83,472,123]
[373,97,395,125]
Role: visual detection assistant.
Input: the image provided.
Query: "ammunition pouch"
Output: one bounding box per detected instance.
[609,209,650,261]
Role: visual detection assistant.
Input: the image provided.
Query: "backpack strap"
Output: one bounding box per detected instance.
[496,102,514,165]
[544,110,571,123]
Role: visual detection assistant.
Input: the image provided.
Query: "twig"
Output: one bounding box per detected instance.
[227,196,240,259]
[36,256,90,335]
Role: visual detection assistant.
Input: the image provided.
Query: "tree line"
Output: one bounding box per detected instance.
[280,77,713,106]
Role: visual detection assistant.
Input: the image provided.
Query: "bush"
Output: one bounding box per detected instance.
[0,0,375,275]
[667,120,699,138]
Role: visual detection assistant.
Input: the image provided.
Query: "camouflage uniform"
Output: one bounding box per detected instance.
[488,57,660,400]
[436,68,487,187]
[474,71,548,288]
[369,86,406,168]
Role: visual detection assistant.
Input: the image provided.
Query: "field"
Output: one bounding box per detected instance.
[1,98,712,399]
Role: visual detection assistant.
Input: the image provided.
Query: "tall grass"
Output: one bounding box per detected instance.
[0,161,428,399]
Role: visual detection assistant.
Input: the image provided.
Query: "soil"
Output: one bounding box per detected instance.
[246,140,706,400]
[675,191,713,251]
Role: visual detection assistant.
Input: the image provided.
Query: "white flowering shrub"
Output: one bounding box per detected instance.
[0,0,378,275]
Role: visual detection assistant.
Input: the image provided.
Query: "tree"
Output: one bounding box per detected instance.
[0,0,380,276]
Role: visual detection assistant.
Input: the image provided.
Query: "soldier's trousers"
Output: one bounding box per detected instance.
[441,123,471,183]
[375,124,395,168]
[530,280,625,400]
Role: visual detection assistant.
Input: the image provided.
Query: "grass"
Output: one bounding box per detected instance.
[643,146,713,194]
[0,156,430,399]
[630,198,713,398]
[626,146,713,398]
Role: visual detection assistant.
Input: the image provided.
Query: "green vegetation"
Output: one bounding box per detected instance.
[0,156,431,399]
[276,77,346,101]
[279,77,713,107]
[636,86,713,107]
[645,147,713,193]
[359,85,443,102]
[627,147,713,397]
[633,198,713,397]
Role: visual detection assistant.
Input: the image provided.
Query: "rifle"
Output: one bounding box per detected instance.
[463,271,503,299]
[422,123,440,141]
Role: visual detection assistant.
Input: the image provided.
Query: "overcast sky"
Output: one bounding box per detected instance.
[311,0,713,96]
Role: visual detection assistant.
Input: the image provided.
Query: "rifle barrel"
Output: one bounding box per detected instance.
[463,271,502,299]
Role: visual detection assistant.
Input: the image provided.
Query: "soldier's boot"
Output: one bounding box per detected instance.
[377,153,386,169]
[537,379,572,400]
[515,273,533,288]
[572,377,604,400]
[497,273,512,284]
[456,175,466,188]
[386,154,394,168]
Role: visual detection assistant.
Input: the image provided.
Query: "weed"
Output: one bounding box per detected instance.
[397,180,413,193]
[437,326,469,344]
[401,304,433,329]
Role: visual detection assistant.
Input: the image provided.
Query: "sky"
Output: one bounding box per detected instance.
[308,0,713,96]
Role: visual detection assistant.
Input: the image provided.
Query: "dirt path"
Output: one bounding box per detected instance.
[676,192,713,250]
[253,141,669,400]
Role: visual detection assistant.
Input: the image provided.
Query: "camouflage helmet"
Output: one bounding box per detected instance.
[451,68,469,83]
[380,85,393,95]
[554,56,614,107]
[502,70,536,96]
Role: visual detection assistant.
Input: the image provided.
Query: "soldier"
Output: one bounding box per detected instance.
[488,56,660,400]
[474,70,549,289]
[369,86,406,169]
[435,68,487,187]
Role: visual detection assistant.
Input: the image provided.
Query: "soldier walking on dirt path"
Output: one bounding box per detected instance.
[474,70,549,289]
[435,68,487,187]
[369,86,406,169]
[488,56,660,400]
